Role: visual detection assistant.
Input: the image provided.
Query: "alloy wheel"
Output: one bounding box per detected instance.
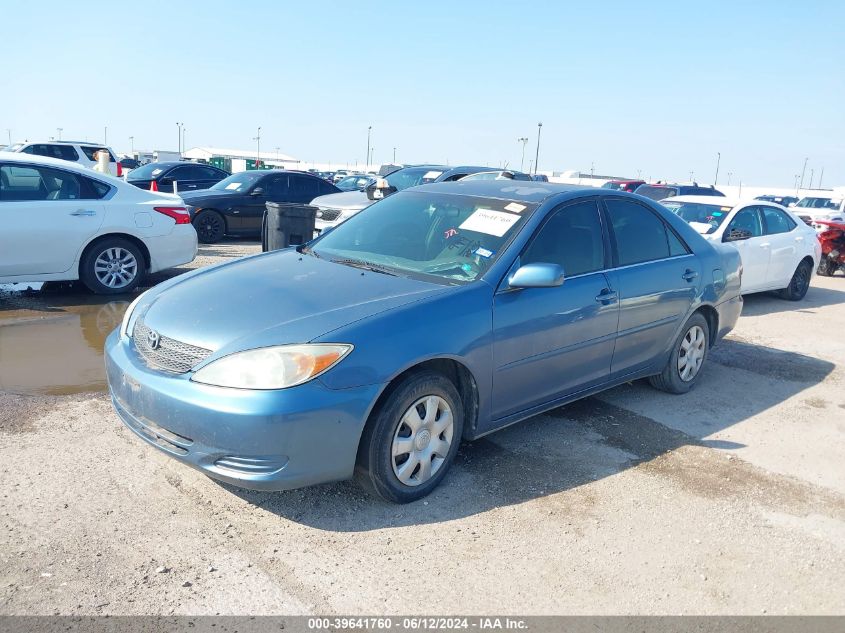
[391,395,454,487]
[93,247,138,289]
[677,325,706,382]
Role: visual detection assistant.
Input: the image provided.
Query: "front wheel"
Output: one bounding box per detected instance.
[649,313,710,395]
[356,371,463,503]
[80,238,144,295]
[193,210,225,244]
[778,260,813,301]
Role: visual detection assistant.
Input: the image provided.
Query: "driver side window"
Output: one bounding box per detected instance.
[522,200,605,277]
[726,207,763,238]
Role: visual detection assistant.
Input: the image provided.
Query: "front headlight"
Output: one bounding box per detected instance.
[191,344,353,390]
[120,291,148,338]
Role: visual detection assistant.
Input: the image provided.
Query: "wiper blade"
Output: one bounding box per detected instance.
[331,258,398,276]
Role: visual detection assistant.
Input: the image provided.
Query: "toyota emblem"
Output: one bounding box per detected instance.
[147,330,161,350]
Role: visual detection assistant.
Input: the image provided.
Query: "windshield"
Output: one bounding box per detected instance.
[662,201,734,234]
[209,172,265,192]
[601,182,624,190]
[336,175,373,191]
[385,167,445,191]
[4,143,24,152]
[310,190,535,283]
[796,197,832,208]
[635,185,679,201]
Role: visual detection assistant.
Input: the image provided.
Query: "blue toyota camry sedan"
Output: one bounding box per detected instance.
[105,181,743,503]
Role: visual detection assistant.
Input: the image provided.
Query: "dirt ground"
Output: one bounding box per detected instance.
[1,241,843,615]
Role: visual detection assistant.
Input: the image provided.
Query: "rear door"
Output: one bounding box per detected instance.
[0,163,105,276]
[760,205,801,287]
[239,174,287,232]
[722,206,769,292]
[492,199,618,419]
[602,198,700,377]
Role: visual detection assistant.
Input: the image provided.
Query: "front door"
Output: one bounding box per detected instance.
[723,206,769,292]
[0,163,104,276]
[760,205,801,288]
[492,199,618,420]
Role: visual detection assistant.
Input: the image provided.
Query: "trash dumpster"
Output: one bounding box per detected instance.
[262,202,318,252]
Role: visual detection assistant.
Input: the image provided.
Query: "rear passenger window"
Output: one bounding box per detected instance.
[20,144,78,161]
[605,199,672,266]
[80,146,116,162]
[762,207,796,234]
[522,200,605,276]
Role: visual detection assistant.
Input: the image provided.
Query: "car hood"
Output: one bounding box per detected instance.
[311,190,371,211]
[137,249,448,354]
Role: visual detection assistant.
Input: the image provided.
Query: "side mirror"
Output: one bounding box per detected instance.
[251,187,265,196]
[723,228,753,242]
[508,263,565,289]
[366,178,397,201]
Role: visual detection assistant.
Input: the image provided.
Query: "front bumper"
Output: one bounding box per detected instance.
[105,330,382,491]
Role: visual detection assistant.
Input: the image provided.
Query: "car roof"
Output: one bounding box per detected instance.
[412,180,594,203]
[0,150,100,172]
[661,195,745,206]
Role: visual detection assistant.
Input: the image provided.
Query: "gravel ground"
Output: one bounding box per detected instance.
[1,242,843,615]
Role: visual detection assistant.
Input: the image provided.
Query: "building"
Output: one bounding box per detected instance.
[182,146,299,173]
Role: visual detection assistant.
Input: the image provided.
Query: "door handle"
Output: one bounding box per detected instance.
[595,289,618,304]
[70,209,96,216]
[682,269,699,281]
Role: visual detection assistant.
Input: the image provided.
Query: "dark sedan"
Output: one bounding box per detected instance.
[181,170,340,243]
[126,161,230,193]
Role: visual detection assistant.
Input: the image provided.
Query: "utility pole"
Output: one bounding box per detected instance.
[714,151,720,185]
[809,169,815,189]
[799,157,808,189]
[590,162,595,179]
[253,126,261,166]
[57,128,63,141]
[636,169,642,179]
[176,122,182,154]
[104,126,107,144]
[689,170,694,182]
[794,174,800,194]
[393,147,396,163]
[533,123,542,175]
[129,136,134,154]
[517,137,528,172]
[366,126,372,168]
[528,159,533,174]
[727,172,733,186]
[818,167,824,189]
[182,127,186,155]
[5,129,10,145]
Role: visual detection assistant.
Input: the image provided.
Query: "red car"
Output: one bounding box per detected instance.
[601,179,646,193]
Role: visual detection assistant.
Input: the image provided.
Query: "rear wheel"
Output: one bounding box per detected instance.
[778,260,812,301]
[817,258,835,277]
[193,210,225,244]
[649,313,709,395]
[80,238,144,295]
[356,371,463,503]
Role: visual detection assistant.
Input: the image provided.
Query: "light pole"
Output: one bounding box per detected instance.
[727,172,733,186]
[182,127,186,155]
[366,126,372,168]
[393,147,396,163]
[689,170,694,182]
[636,169,642,179]
[799,157,808,189]
[176,122,182,153]
[533,123,542,175]
[517,137,528,172]
[794,174,800,193]
[809,169,815,189]
[819,167,824,188]
[714,151,720,185]
[370,147,375,165]
[253,126,261,166]
[275,146,280,163]
[129,136,134,154]
[5,129,10,145]
[57,127,63,141]
[104,126,107,144]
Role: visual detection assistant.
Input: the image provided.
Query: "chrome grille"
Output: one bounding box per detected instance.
[316,207,342,222]
[132,319,212,374]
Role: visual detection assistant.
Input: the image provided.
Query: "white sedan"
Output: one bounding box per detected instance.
[661,196,820,300]
[0,152,197,294]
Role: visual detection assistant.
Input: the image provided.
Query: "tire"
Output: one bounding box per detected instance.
[817,258,834,277]
[777,260,813,301]
[80,238,145,295]
[356,371,463,503]
[648,313,710,395]
[193,210,225,244]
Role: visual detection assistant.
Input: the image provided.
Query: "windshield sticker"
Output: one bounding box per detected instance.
[423,171,443,180]
[474,247,493,258]
[504,202,526,213]
[720,207,732,212]
[459,209,520,237]
[444,228,459,239]
[712,212,724,216]
[225,182,242,190]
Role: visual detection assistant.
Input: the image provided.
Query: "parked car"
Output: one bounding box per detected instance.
[335,174,376,191]
[635,183,725,201]
[6,140,121,176]
[311,164,491,234]
[755,194,799,208]
[458,170,532,181]
[602,179,646,193]
[332,170,350,183]
[792,196,845,227]
[531,174,549,182]
[105,182,742,502]
[126,161,230,193]
[0,152,197,294]
[118,157,141,171]
[661,195,819,300]
[181,170,340,243]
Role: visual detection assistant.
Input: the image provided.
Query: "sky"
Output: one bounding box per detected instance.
[2,1,844,187]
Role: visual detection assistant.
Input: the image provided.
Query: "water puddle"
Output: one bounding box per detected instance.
[0,282,134,395]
